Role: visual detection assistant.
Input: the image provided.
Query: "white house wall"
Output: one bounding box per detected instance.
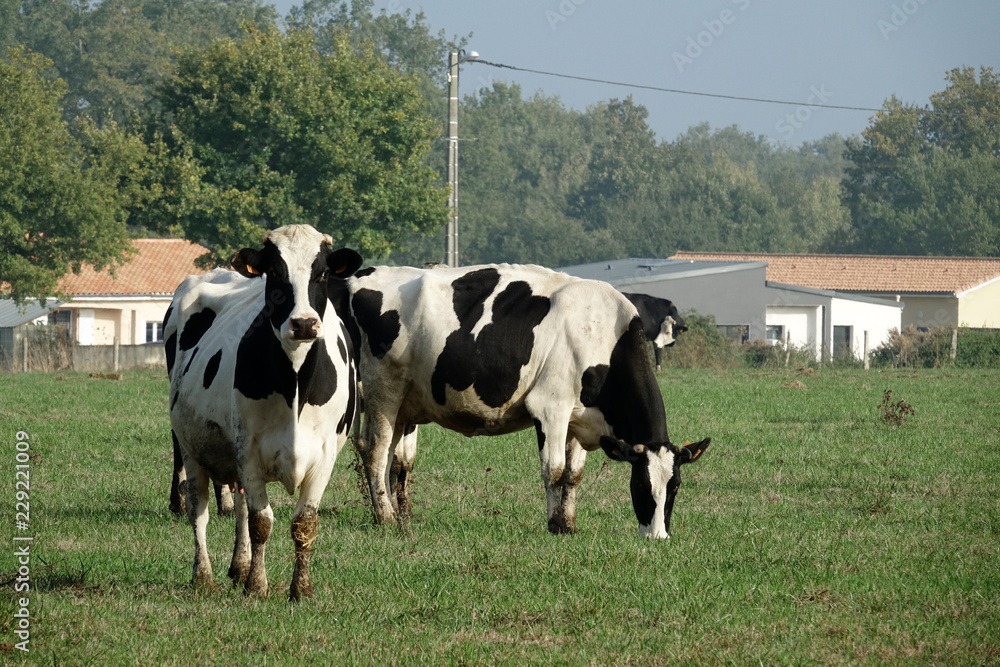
[830,297,900,359]
[765,305,821,358]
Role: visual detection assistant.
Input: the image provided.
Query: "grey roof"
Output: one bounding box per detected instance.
[766,282,904,309]
[0,299,64,328]
[559,257,766,287]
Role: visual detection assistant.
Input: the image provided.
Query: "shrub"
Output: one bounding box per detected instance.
[872,326,1000,369]
[660,310,741,369]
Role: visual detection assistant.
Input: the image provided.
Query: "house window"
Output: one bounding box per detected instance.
[146,321,163,344]
[833,325,853,359]
[717,324,749,344]
[47,309,72,335]
[766,325,785,346]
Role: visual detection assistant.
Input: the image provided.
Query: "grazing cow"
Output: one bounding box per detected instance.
[165,225,362,599]
[621,293,688,371]
[336,264,709,539]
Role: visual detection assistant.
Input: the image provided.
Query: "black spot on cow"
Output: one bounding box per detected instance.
[179,307,216,351]
[580,364,610,407]
[170,390,179,411]
[297,339,337,417]
[204,350,223,389]
[336,365,357,435]
[581,317,668,445]
[352,289,401,359]
[234,307,297,408]
[354,266,377,279]
[182,347,199,376]
[403,424,416,436]
[431,272,550,408]
[337,336,347,364]
[164,331,177,373]
[533,419,545,451]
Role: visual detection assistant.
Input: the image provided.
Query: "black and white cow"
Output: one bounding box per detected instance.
[165,225,362,599]
[336,264,709,539]
[621,292,688,371]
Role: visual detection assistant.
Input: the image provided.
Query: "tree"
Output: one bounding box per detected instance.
[839,67,1000,256]
[14,0,276,127]
[145,23,448,265]
[0,48,136,304]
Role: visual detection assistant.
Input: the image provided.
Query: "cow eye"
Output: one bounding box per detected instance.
[317,269,330,281]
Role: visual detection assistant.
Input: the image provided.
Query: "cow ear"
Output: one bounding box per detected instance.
[231,249,264,278]
[600,436,644,463]
[675,438,710,464]
[328,248,363,279]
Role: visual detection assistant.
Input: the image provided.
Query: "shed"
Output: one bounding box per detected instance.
[670,252,1000,329]
[559,258,903,361]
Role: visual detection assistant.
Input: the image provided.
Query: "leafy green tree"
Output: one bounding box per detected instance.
[0,48,136,303]
[839,67,1000,256]
[145,24,448,265]
[14,0,275,126]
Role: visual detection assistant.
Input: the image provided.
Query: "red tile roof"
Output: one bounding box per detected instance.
[58,239,211,296]
[669,252,1000,295]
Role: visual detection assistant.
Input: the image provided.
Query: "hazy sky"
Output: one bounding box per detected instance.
[273,1,1000,147]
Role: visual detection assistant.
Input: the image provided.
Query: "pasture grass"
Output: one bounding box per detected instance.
[1,367,999,665]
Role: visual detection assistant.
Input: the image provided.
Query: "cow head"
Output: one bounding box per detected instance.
[600,436,710,539]
[652,311,688,349]
[231,225,363,345]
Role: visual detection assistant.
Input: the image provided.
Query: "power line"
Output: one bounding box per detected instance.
[470,59,889,113]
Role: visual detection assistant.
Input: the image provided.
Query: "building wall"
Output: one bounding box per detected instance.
[958,280,1000,328]
[626,265,771,341]
[766,305,821,358]
[901,295,958,329]
[830,297,900,359]
[62,298,172,345]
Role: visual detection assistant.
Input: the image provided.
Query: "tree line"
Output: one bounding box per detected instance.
[1,0,998,304]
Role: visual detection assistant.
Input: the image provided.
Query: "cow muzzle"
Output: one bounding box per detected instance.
[288,317,321,340]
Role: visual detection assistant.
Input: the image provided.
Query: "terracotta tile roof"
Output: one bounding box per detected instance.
[669,252,1000,295]
[58,239,211,296]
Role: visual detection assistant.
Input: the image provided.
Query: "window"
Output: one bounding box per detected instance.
[146,321,163,344]
[833,325,852,359]
[717,324,749,344]
[47,309,72,332]
[766,325,785,346]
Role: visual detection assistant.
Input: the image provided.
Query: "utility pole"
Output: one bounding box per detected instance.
[445,50,459,267]
[444,49,477,268]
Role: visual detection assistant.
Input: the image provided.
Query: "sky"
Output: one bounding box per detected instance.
[271,1,1000,147]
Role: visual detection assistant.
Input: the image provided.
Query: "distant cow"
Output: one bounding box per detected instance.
[165,225,362,599]
[622,293,687,371]
[336,264,709,539]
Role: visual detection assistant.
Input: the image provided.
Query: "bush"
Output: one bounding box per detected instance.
[954,328,1000,368]
[659,310,742,369]
[871,326,1000,369]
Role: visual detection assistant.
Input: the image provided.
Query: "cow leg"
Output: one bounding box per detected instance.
[529,407,574,535]
[242,477,273,597]
[228,488,250,585]
[559,438,588,533]
[183,460,216,591]
[389,424,417,520]
[361,409,401,525]
[214,483,234,516]
[289,439,342,602]
[170,431,186,516]
[654,345,663,372]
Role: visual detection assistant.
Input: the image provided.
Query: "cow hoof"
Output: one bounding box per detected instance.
[547,517,577,535]
[227,563,250,584]
[289,582,313,602]
[192,574,218,593]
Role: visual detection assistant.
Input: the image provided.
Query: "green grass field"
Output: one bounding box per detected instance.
[2,367,998,665]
